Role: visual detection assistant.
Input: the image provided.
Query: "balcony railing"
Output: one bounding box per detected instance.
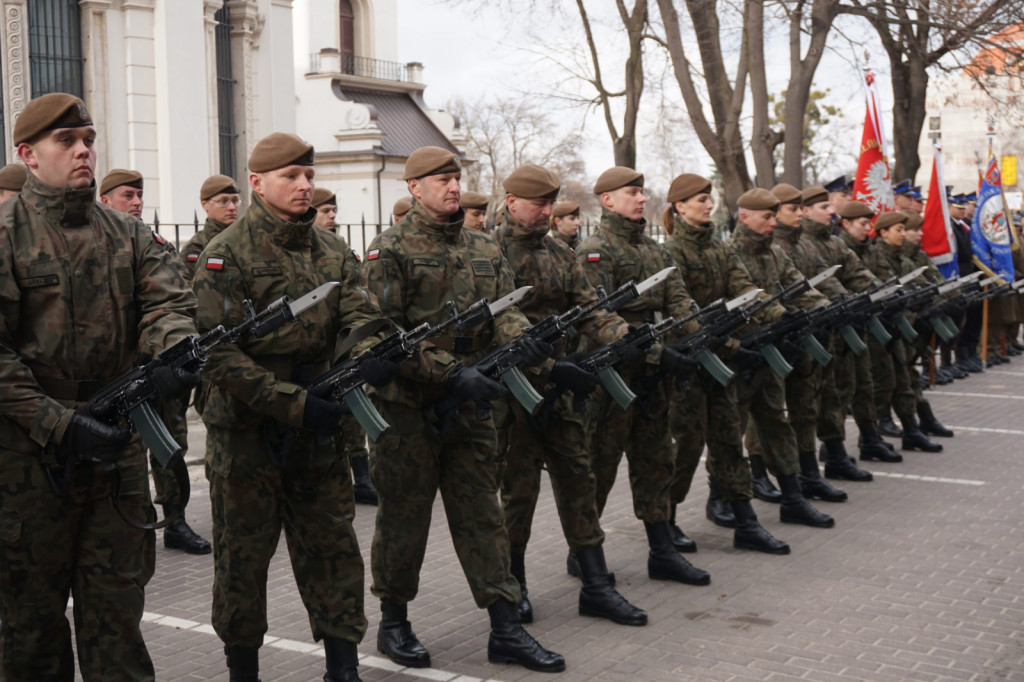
[309,52,408,82]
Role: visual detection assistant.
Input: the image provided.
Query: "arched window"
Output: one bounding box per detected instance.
[340,0,355,57]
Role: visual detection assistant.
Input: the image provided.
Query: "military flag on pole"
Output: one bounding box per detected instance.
[971,154,1015,282]
[920,143,958,279]
[852,72,895,217]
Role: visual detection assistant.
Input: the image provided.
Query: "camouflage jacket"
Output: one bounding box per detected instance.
[552,230,580,252]
[182,217,230,281]
[863,239,910,283]
[577,209,698,336]
[0,171,197,452]
[802,217,878,293]
[729,224,828,310]
[496,210,628,358]
[773,220,846,300]
[902,242,945,285]
[362,201,531,409]
[193,192,381,430]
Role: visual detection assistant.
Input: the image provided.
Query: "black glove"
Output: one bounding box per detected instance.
[446,366,508,403]
[302,394,345,433]
[57,409,131,465]
[660,346,697,376]
[150,366,201,402]
[549,359,599,395]
[358,356,401,388]
[812,328,831,347]
[517,336,553,367]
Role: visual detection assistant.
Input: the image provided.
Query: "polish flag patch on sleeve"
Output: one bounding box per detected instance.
[186,253,199,262]
[367,249,380,261]
[586,252,601,262]
[352,250,361,263]
[205,257,225,271]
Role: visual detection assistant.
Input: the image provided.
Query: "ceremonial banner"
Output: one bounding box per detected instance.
[920,143,958,279]
[972,154,1015,281]
[852,73,895,216]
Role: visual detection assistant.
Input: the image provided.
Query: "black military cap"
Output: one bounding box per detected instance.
[824,175,850,194]
[892,179,914,196]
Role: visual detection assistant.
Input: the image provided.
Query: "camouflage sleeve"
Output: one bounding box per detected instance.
[569,253,629,346]
[0,229,74,446]
[180,239,202,281]
[134,225,198,358]
[778,250,829,309]
[192,245,306,427]
[576,238,616,293]
[330,236,383,356]
[492,253,533,345]
[837,241,879,292]
[726,252,785,322]
[656,244,700,330]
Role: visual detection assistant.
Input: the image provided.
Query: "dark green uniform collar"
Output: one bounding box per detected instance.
[552,229,579,250]
[801,217,831,239]
[497,208,547,247]
[204,217,230,239]
[839,229,868,256]
[774,220,802,246]
[732,222,773,253]
[246,191,315,249]
[407,200,465,242]
[21,170,96,228]
[673,215,714,247]
[600,208,647,243]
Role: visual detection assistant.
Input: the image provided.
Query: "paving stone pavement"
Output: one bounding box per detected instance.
[72,365,1024,681]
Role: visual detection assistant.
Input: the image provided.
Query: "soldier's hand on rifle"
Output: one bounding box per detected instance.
[659,346,697,377]
[445,366,508,420]
[358,356,401,388]
[302,394,345,434]
[517,336,554,367]
[150,366,201,402]
[57,408,132,465]
[549,359,599,396]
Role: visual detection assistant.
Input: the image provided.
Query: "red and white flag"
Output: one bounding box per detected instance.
[852,72,895,217]
[920,142,958,278]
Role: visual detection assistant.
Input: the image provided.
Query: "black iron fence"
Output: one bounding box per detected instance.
[152,220,391,256]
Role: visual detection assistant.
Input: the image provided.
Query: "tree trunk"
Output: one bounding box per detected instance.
[746,0,776,187]
[890,62,928,184]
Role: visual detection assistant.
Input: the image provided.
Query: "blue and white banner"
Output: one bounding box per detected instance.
[971,155,1015,282]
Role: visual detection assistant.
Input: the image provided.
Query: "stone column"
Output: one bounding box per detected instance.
[1,0,29,157]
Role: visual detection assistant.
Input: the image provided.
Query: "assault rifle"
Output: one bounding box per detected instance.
[301,287,532,442]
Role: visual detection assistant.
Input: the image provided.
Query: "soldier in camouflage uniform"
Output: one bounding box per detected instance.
[801,190,878,482]
[363,147,565,674]
[660,174,791,555]
[0,93,197,681]
[181,175,241,278]
[862,212,943,453]
[743,183,849,505]
[577,167,713,582]
[550,200,581,251]
[99,168,212,556]
[194,133,392,682]
[900,212,956,438]
[311,187,379,507]
[495,164,647,626]
[727,188,835,530]
[461,191,490,232]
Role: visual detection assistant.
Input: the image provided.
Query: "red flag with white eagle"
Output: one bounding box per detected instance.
[852,72,894,217]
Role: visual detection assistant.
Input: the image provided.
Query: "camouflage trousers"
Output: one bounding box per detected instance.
[0,443,156,682]
[746,350,823,461]
[339,413,368,460]
[369,400,520,609]
[818,338,875,440]
[670,378,752,504]
[590,365,675,523]
[500,391,604,555]
[737,366,800,478]
[870,337,916,419]
[206,426,365,649]
[148,395,190,506]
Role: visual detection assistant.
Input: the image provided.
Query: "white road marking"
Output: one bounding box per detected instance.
[946,425,1024,436]
[931,391,1024,400]
[872,472,985,486]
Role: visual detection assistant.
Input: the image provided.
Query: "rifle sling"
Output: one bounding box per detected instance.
[336,318,396,359]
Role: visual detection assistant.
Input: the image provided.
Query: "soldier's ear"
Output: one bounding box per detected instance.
[249,172,262,197]
[16,143,38,169]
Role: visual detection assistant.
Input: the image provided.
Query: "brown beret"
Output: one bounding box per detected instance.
[403,146,460,181]
[802,185,829,206]
[771,183,802,205]
[311,187,336,207]
[737,188,781,211]
[838,200,874,220]
[552,201,580,218]
[461,191,489,210]
[248,132,315,173]
[393,196,413,216]
[200,174,240,201]
[594,166,644,194]
[0,164,27,192]
[503,164,561,201]
[667,174,712,204]
[901,211,923,230]
[13,93,93,146]
[99,169,143,197]
[874,211,907,232]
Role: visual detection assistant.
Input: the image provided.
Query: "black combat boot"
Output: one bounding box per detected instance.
[644,522,710,585]
[705,480,736,528]
[163,505,212,555]
[377,599,430,668]
[668,504,697,553]
[350,455,378,505]
[576,546,648,626]
[777,474,835,528]
[487,599,566,673]
[917,401,954,437]
[324,638,361,682]
[877,409,904,438]
[856,420,903,463]
[225,646,260,682]
[749,455,782,503]
[510,552,533,624]
[730,500,790,554]
[898,413,943,452]
[797,451,848,502]
[567,551,616,585]
[820,439,873,482]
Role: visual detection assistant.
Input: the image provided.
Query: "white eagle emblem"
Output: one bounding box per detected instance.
[860,160,894,213]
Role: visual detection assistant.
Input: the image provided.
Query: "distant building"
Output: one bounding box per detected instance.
[918,24,1024,201]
